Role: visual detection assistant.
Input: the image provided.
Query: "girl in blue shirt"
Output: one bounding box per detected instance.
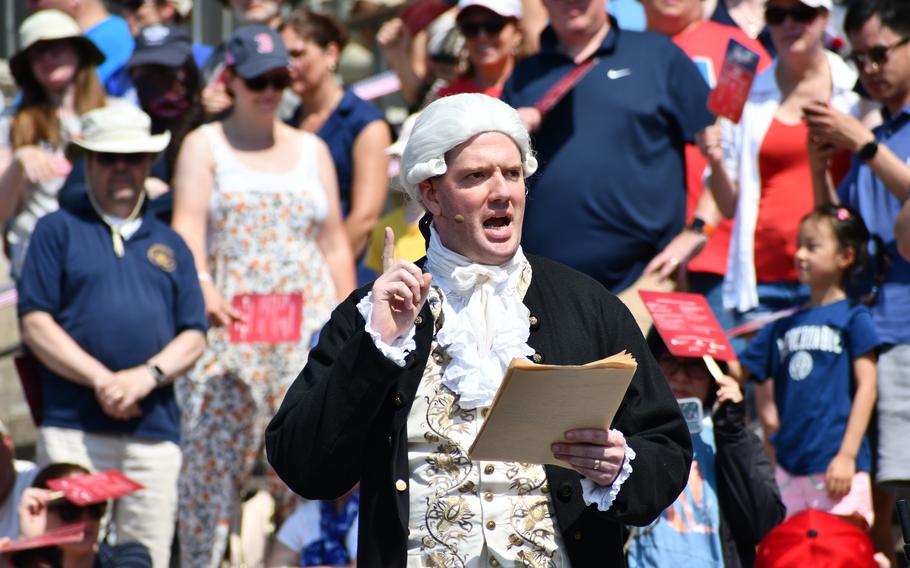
[741,205,885,529]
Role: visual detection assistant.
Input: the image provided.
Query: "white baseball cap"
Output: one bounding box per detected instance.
[457,0,522,20]
[799,0,832,9]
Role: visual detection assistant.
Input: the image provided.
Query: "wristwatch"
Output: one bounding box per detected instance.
[147,363,168,388]
[687,217,714,238]
[858,140,879,162]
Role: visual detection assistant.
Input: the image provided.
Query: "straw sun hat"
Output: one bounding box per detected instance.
[9,10,106,87]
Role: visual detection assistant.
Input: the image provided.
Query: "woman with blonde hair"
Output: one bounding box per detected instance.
[0,9,106,277]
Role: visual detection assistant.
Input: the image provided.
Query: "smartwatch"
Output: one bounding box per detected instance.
[687,217,714,237]
[858,140,879,162]
[147,363,168,388]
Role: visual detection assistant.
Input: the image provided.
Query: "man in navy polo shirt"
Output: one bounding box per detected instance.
[17,105,206,568]
[501,0,714,295]
[805,1,910,563]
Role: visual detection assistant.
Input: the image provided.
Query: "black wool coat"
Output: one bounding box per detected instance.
[266,254,693,567]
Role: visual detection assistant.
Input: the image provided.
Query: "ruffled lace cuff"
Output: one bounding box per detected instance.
[356,292,416,367]
[580,431,637,512]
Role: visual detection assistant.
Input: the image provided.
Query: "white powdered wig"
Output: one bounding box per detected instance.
[399,93,538,207]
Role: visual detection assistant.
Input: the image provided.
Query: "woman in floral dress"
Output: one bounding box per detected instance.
[171,25,355,567]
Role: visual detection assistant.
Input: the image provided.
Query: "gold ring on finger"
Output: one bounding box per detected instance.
[593,459,601,471]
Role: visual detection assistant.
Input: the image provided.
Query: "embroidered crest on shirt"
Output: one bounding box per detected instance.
[147,243,176,272]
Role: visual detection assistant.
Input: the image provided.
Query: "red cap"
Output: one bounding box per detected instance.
[755,510,877,568]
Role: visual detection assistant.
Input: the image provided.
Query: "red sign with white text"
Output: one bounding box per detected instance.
[47,470,144,506]
[229,293,303,344]
[0,523,87,552]
[707,39,761,123]
[639,291,737,361]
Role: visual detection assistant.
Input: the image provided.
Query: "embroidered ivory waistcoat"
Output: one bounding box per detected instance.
[405,271,570,568]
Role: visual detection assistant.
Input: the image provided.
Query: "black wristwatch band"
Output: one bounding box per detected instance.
[858,140,879,162]
[688,217,707,234]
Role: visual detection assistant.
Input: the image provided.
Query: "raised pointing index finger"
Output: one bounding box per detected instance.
[382,226,395,273]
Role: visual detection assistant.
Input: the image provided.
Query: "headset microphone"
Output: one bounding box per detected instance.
[437,213,465,223]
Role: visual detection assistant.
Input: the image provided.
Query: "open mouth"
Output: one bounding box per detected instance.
[483,216,511,229]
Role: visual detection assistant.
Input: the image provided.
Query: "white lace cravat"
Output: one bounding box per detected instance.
[425,228,534,409]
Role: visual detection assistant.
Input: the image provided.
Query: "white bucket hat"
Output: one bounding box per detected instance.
[10,10,105,87]
[69,105,171,155]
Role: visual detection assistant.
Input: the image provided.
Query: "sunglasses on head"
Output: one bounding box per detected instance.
[93,152,148,166]
[847,37,910,70]
[242,74,290,92]
[764,4,821,26]
[459,18,508,39]
[49,501,106,524]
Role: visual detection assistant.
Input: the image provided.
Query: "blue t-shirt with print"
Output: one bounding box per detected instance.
[740,300,881,475]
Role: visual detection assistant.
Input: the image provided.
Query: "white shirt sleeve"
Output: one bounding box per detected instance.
[356,292,417,367]
[579,430,637,512]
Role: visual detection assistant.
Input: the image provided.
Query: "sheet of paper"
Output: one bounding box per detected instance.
[639,290,737,362]
[47,470,144,506]
[229,293,303,344]
[468,353,636,468]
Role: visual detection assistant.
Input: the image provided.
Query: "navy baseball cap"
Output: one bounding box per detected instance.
[127,24,193,69]
[225,25,288,78]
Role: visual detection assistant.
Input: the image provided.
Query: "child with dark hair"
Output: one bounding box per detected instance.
[741,205,884,530]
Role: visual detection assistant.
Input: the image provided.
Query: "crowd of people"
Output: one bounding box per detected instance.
[1,0,909,566]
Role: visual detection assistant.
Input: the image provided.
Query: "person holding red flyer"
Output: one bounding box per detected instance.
[7,463,150,568]
[171,25,355,568]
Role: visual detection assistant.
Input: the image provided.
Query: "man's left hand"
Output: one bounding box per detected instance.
[551,429,626,486]
[97,366,155,420]
[803,101,874,153]
[644,229,708,281]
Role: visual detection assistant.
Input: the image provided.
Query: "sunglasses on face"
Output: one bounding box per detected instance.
[93,152,148,166]
[764,4,821,26]
[242,74,290,92]
[658,355,710,379]
[847,37,910,70]
[459,18,508,39]
[49,501,106,523]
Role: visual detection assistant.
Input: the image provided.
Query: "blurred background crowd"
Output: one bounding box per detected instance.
[1,0,910,566]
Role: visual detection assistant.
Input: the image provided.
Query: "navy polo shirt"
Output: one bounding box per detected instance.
[837,104,910,345]
[17,196,206,443]
[502,21,714,292]
[291,89,386,217]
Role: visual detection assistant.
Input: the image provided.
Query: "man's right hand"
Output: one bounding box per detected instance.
[370,227,432,345]
[17,488,55,538]
[200,280,242,327]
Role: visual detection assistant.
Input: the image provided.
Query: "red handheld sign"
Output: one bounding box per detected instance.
[229,293,304,344]
[47,470,144,506]
[639,290,737,362]
[707,39,761,123]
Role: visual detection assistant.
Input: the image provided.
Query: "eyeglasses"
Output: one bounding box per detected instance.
[242,74,290,92]
[49,501,106,524]
[93,152,148,166]
[847,37,910,71]
[658,355,710,379]
[459,18,508,39]
[764,4,821,26]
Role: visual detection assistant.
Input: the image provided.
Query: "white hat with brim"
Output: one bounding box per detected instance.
[69,105,171,156]
[800,0,832,9]
[10,10,105,88]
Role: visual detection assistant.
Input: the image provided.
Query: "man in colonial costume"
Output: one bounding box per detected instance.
[266,93,691,566]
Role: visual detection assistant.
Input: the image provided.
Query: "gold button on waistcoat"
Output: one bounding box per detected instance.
[484,464,495,475]
[486,520,496,530]
[483,491,494,502]
[395,479,407,492]
[489,558,500,566]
